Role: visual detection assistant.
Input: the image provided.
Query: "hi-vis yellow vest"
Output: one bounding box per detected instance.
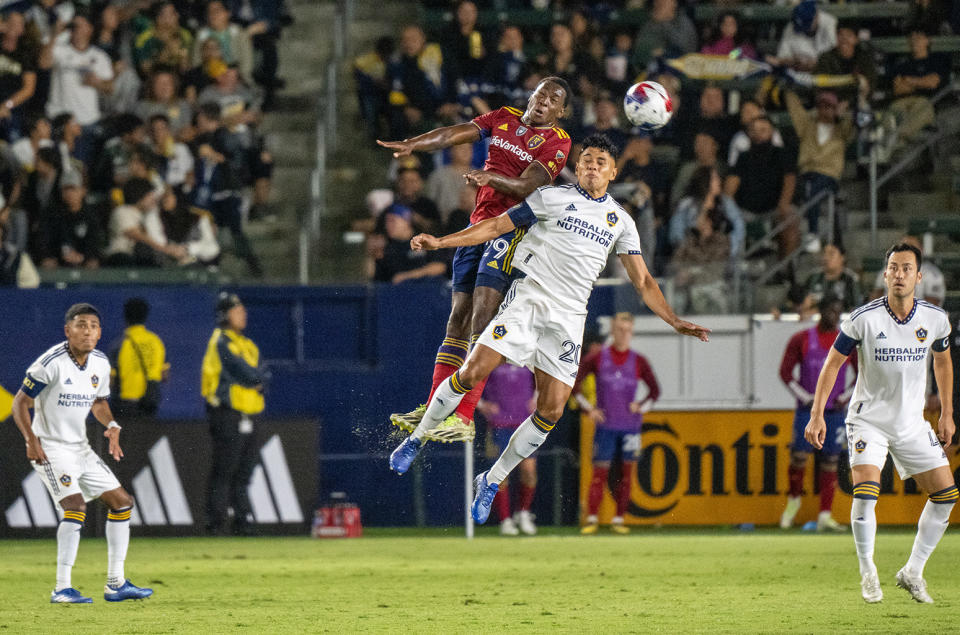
[201,328,265,414]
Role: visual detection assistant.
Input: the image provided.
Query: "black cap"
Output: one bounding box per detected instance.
[215,291,242,324]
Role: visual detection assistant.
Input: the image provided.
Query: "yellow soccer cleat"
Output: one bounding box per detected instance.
[610,523,631,535]
[424,414,475,443]
[389,404,426,432]
[580,523,599,535]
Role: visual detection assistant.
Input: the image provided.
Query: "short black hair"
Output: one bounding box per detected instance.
[124,298,149,325]
[197,102,221,122]
[580,133,620,160]
[65,303,101,324]
[148,113,171,126]
[540,75,571,109]
[818,293,843,311]
[885,242,922,269]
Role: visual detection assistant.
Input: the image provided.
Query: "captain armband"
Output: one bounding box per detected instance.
[833,332,859,356]
[932,335,950,353]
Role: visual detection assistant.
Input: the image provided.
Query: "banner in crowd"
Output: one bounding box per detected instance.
[663,53,856,88]
[580,411,960,526]
[0,419,317,537]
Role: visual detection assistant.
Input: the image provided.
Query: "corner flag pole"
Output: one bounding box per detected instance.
[464,440,474,539]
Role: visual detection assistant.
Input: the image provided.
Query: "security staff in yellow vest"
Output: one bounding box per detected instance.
[110,298,168,418]
[201,292,266,535]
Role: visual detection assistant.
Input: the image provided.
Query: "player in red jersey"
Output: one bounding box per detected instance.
[378,77,573,442]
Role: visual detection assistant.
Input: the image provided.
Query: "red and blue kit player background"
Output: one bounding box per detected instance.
[779,295,857,532]
[378,77,573,442]
[476,363,538,535]
[573,312,660,535]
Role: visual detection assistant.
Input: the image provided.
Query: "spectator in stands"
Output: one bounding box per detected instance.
[354,36,394,140]
[388,25,451,138]
[869,235,945,306]
[191,0,254,87]
[671,131,722,209]
[184,37,225,104]
[440,1,487,88]
[39,168,101,270]
[724,116,798,260]
[226,0,286,108]
[484,25,526,109]
[727,100,784,168]
[23,146,61,255]
[159,187,220,266]
[784,89,854,253]
[148,114,194,191]
[814,24,877,106]
[536,22,598,92]
[670,165,744,260]
[51,112,83,171]
[700,12,757,60]
[770,0,837,72]
[0,10,39,142]
[94,4,140,118]
[94,113,148,191]
[46,12,114,128]
[603,31,636,95]
[105,176,186,267]
[797,243,862,317]
[632,0,697,66]
[569,8,596,55]
[444,182,475,235]
[681,84,737,161]
[574,91,627,159]
[11,114,53,172]
[0,207,37,286]
[616,130,670,225]
[388,166,440,233]
[426,142,473,226]
[888,30,948,151]
[372,204,447,284]
[135,70,195,140]
[26,0,73,45]
[905,0,950,35]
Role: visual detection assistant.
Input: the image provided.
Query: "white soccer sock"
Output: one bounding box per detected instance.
[411,373,470,441]
[56,512,85,591]
[106,507,132,587]
[488,413,552,484]
[850,489,878,577]
[905,492,956,577]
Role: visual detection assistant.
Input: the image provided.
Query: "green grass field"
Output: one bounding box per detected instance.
[1,528,956,633]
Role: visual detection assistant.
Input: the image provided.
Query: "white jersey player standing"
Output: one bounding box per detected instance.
[387,134,711,523]
[806,243,956,604]
[11,303,153,604]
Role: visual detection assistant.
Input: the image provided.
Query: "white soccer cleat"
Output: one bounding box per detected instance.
[816,511,846,532]
[515,510,537,536]
[499,517,519,536]
[861,572,883,603]
[896,567,933,603]
[780,496,802,529]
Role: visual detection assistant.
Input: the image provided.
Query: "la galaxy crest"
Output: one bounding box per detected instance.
[915,327,928,343]
[493,324,507,340]
[91,374,99,388]
[527,134,545,150]
[606,211,619,227]
[60,474,72,486]
[855,439,866,454]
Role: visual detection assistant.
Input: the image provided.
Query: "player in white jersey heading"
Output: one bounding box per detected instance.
[387,134,710,523]
[11,303,153,604]
[806,242,956,604]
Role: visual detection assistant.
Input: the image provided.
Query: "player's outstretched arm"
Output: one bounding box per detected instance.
[932,348,955,449]
[411,212,517,251]
[11,390,47,464]
[377,122,481,157]
[465,161,552,200]
[805,348,849,450]
[620,253,710,342]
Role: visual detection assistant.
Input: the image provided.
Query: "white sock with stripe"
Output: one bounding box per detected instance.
[411,372,469,442]
[905,486,958,577]
[851,482,879,577]
[488,412,553,484]
[106,507,132,587]
[56,511,85,591]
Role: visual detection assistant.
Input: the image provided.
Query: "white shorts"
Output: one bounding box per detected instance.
[32,443,121,504]
[846,419,949,479]
[477,277,586,387]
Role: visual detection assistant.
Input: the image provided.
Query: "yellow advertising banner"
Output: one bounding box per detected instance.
[579,410,960,526]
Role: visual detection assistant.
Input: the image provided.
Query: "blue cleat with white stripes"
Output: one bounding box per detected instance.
[104,580,153,601]
[389,436,423,475]
[471,471,499,524]
[50,588,93,603]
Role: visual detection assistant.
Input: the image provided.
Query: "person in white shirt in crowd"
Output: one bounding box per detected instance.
[46,11,113,128]
[12,115,54,172]
[148,114,194,192]
[727,100,784,170]
[769,0,837,72]
[104,177,186,267]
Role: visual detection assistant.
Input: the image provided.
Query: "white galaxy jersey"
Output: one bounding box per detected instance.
[21,342,111,446]
[508,184,642,314]
[837,298,950,432]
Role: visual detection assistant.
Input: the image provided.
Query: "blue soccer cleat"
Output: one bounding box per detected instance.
[50,588,93,604]
[104,580,154,601]
[389,436,423,475]
[471,471,499,524]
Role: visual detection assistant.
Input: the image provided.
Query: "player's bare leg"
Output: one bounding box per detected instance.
[100,487,153,601]
[390,292,472,432]
[50,493,90,603]
[472,369,568,523]
[895,465,958,603]
[851,465,883,602]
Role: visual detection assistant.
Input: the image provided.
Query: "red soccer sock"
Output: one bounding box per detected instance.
[494,483,511,522]
[517,483,536,511]
[615,462,636,518]
[819,469,838,512]
[454,376,489,422]
[788,465,805,498]
[587,466,609,516]
[427,337,468,402]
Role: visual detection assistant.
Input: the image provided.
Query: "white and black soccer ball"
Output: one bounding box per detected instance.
[623,81,673,131]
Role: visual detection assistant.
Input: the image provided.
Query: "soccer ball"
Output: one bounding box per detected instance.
[623,81,673,131]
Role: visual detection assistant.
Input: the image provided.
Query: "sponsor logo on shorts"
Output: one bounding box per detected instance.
[855,439,866,454]
[527,134,545,149]
[606,212,618,227]
[60,474,72,486]
[91,374,99,388]
[493,324,507,340]
[915,327,928,343]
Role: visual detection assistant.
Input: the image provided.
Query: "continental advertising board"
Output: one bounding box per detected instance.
[580,411,960,525]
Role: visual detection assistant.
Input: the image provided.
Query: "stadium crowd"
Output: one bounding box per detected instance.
[0,0,292,285]
[355,0,957,313]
